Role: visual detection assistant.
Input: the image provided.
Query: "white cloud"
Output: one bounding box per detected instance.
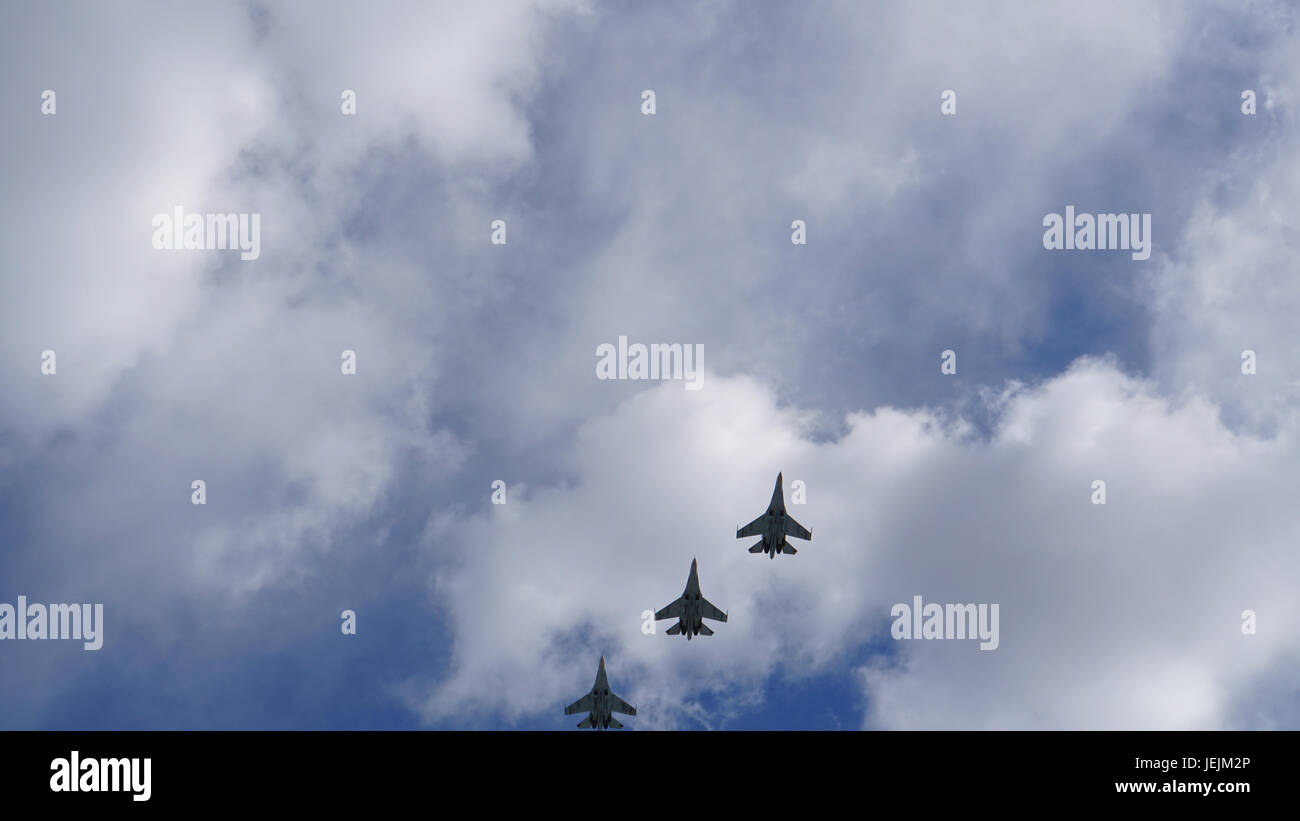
[4,0,1298,731]
[0,0,582,591]
[413,359,1299,728]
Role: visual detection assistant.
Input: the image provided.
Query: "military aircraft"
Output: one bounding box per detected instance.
[655,558,727,639]
[736,472,811,559]
[564,656,636,729]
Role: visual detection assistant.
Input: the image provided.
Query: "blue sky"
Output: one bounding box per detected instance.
[2,0,1299,730]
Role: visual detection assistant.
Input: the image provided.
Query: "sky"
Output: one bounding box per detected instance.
[0,0,1298,730]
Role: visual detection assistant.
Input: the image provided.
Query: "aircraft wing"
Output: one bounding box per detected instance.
[699,597,727,623]
[655,597,684,621]
[609,692,636,716]
[564,693,594,715]
[737,514,765,538]
[784,515,811,541]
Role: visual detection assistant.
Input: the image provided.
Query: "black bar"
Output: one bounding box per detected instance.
[0,731,1287,808]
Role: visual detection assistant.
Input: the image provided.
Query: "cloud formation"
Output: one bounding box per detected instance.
[1,0,1297,729]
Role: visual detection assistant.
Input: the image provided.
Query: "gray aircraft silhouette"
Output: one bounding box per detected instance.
[736,472,811,559]
[564,656,636,729]
[654,558,728,639]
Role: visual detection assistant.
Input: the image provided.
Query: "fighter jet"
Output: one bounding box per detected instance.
[564,656,636,729]
[655,558,728,639]
[736,472,811,559]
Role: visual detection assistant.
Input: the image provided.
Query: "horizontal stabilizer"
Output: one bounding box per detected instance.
[666,623,682,635]
[781,541,798,555]
[698,623,714,636]
[748,541,764,553]
[577,717,593,728]
[608,717,623,729]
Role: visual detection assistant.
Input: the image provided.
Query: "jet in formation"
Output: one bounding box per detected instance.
[655,558,728,639]
[564,656,637,729]
[737,472,811,559]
